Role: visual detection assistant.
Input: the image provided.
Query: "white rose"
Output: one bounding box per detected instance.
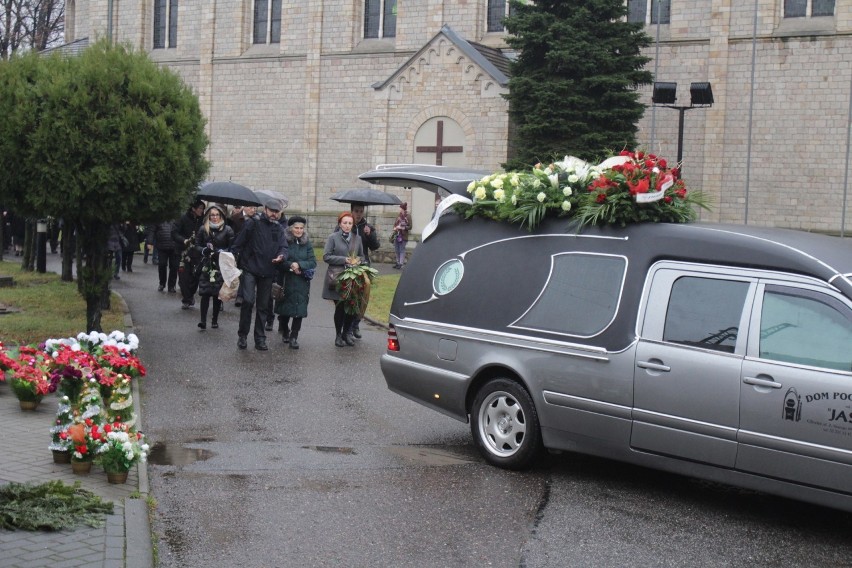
[563,187,573,197]
[562,200,572,212]
[510,174,520,187]
[568,174,579,184]
[490,177,504,189]
[511,194,518,205]
[474,187,487,200]
[537,192,547,203]
[467,181,476,193]
[493,189,505,202]
[532,178,542,189]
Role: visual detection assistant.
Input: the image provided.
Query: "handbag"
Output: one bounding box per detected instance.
[325,265,344,291]
[271,282,285,301]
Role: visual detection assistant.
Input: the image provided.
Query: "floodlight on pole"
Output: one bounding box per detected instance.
[651,81,714,178]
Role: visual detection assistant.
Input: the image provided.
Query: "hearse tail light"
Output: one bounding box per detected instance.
[387,324,400,352]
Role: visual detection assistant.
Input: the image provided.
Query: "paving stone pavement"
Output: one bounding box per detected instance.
[0,256,153,568]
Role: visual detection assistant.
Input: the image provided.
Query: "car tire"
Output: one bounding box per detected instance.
[471,378,542,470]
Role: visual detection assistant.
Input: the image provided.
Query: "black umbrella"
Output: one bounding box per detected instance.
[330,188,402,206]
[254,189,289,209]
[197,181,263,206]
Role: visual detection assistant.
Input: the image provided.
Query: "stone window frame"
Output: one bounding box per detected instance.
[153,0,178,50]
[364,0,397,39]
[253,0,282,45]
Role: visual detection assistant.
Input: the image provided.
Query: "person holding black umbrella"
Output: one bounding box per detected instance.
[346,203,380,338]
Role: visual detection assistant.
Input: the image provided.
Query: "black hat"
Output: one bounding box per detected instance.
[288,215,307,227]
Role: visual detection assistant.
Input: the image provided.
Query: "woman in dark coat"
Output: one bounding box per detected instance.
[274,216,317,349]
[193,204,235,330]
[322,212,365,347]
[120,222,141,272]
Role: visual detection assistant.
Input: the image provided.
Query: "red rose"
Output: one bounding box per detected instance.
[596,193,607,204]
[664,196,673,203]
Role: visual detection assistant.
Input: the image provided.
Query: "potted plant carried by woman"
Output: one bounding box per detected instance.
[97,423,149,484]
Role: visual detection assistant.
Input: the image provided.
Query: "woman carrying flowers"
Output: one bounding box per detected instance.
[322,212,365,347]
[274,216,317,349]
[193,204,235,330]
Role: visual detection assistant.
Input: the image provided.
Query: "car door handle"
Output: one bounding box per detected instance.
[743,376,782,389]
[637,360,671,372]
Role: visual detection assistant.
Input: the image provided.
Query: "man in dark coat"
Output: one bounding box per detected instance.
[172,200,205,308]
[230,199,289,350]
[349,203,380,338]
[154,220,179,292]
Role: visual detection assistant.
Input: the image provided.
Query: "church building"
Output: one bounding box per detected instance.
[63,1,852,236]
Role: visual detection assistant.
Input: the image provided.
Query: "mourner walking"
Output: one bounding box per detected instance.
[274,216,316,349]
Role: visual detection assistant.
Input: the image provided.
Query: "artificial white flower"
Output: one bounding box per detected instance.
[568,174,579,184]
[467,181,476,193]
[490,177,504,189]
[474,187,487,200]
[563,187,573,197]
[537,192,547,203]
[562,200,572,212]
[493,189,506,202]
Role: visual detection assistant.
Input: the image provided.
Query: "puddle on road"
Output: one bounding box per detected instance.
[385,446,476,466]
[147,442,216,466]
[302,445,357,454]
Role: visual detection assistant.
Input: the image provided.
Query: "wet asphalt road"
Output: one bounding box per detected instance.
[111,261,852,568]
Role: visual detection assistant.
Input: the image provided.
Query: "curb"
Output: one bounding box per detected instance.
[113,291,154,568]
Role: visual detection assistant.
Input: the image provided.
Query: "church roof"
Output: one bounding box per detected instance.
[372,25,511,90]
[40,37,90,57]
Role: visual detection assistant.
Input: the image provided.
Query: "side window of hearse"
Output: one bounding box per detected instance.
[663,277,749,353]
[512,254,626,336]
[759,287,852,372]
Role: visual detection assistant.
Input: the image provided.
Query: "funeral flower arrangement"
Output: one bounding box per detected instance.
[0,344,55,403]
[97,423,149,474]
[459,150,710,230]
[336,254,379,317]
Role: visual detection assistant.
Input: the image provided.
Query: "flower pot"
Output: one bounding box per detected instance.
[52,450,71,464]
[19,398,41,411]
[71,460,92,475]
[106,470,129,484]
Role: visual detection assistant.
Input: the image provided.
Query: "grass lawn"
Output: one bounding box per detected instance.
[0,260,126,345]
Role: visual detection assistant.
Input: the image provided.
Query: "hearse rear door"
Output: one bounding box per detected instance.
[737,281,852,492]
[631,264,756,467]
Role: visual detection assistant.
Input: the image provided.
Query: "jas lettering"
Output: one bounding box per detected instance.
[829,409,850,422]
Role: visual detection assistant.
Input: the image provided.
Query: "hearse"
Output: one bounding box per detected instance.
[360,165,852,513]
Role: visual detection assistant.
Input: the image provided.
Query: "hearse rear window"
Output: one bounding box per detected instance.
[663,277,748,353]
[759,286,852,372]
[512,253,626,337]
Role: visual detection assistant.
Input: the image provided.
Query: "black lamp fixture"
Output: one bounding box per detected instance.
[652,82,677,105]
[689,82,714,106]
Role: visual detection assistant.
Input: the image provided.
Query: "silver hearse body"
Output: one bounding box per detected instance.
[360,165,852,512]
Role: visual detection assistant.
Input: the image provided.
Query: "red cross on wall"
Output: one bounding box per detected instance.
[416,120,463,165]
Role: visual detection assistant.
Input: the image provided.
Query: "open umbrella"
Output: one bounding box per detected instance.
[330,188,402,206]
[253,189,289,209]
[197,181,262,207]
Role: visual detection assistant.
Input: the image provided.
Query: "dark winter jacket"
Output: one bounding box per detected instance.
[172,210,204,263]
[154,222,176,251]
[122,223,141,253]
[274,229,317,319]
[353,217,380,266]
[230,214,288,278]
[194,224,235,296]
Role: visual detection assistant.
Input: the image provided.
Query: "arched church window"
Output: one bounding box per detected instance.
[364,0,396,39]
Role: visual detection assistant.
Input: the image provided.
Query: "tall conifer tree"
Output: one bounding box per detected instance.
[503,0,653,169]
